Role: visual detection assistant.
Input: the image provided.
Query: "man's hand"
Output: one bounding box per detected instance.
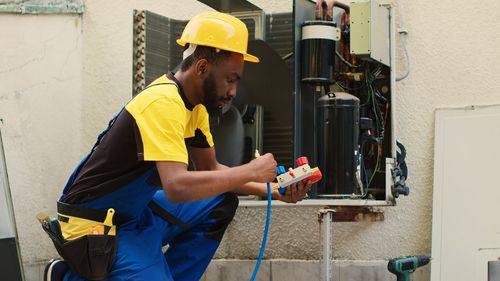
[273,180,313,203]
[248,153,277,183]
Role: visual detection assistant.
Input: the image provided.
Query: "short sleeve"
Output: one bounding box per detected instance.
[190,105,214,148]
[126,97,188,164]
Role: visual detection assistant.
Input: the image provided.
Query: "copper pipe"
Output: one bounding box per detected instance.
[341,12,357,69]
[327,0,350,20]
[335,1,350,14]
[326,0,335,21]
[315,0,324,20]
[322,1,328,20]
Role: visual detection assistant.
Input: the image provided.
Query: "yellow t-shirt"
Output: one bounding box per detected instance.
[63,73,213,204]
[126,74,214,164]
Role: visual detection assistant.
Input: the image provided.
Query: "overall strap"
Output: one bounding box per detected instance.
[60,107,125,199]
[60,81,176,200]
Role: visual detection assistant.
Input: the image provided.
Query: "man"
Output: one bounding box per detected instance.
[44,11,311,281]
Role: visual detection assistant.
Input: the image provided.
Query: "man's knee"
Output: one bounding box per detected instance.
[204,192,239,241]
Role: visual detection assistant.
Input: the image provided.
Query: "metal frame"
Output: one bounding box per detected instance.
[0,127,25,280]
[231,10,266,40]
[292,0,397,207]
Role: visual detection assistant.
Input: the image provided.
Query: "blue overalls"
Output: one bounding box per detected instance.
[59,110,239,281]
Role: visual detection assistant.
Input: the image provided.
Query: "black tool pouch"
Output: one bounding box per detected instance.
[40,203,125,281]
[50,229,117,281]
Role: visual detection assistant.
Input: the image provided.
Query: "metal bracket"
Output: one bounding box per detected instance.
[377,0,394,9]
[320,206,384,222]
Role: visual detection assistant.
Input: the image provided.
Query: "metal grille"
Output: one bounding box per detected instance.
[266,13,294,69]
[133,10,186,96]
[264,13,294,167]
[240,18,256,40]
[263,121,293,168]
[132,10,146,95]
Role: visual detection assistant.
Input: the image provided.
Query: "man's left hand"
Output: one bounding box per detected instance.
[272,180,313,203]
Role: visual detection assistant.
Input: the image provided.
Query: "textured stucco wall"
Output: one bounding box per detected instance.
[0,14,83,265]
[3,0,500,278]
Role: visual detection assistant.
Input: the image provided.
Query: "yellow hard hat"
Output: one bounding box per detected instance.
[177,11,260,63]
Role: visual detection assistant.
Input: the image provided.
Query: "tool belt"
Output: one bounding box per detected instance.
[39,202,128,280]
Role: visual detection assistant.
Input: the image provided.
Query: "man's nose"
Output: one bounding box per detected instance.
[228,84,237,97]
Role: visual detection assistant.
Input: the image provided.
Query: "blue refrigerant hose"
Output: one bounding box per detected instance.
[249,182,272,281]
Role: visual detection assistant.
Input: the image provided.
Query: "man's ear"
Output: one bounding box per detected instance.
[195,59,210,78]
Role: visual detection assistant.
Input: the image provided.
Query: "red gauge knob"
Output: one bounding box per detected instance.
[309,170,322,183]
[303,170,322,184]
[296,156,309,166]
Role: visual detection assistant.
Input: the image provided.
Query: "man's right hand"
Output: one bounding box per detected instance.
[248,153,277,183]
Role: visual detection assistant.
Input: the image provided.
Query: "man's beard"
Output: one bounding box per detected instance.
[202,73,223,116]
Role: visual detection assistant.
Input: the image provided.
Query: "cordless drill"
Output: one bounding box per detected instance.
[387,256,430,281]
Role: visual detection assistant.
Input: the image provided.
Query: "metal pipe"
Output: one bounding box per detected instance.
[315,0,329,20]
[334,1,350,14]
[327,0,351,20]
[315,0,325,20]
[319,209,334,281]
[322,1,328,21]
[326,0,335,21]
[388,3,397,159]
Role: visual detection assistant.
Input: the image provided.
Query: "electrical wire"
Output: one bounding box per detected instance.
[367,144,382,187]
[249,182,272,281]
[374,103,391,175]
[335,81,364,92]
[359,140,369,198]
[335,50,359,68]
[396,31,410,81]
[395,1,410,81]
[364,67,379,133]
[366,65,385,138]
[359,63,387,192]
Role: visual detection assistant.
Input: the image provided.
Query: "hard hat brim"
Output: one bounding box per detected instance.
[177,39,259,63]
[244,53,260,63]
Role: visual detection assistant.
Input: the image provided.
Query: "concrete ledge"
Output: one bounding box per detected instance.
[201,259,431,281]
[0,0,84,14]
[25,258,431,281]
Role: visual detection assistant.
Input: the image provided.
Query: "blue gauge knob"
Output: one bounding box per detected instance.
[276,165,286,176]
[278,187,287,196]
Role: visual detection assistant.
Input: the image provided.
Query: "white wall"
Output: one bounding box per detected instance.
[0,13,83,269]
[2,0,500,278]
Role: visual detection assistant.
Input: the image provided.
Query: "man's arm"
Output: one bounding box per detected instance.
[188,146,224,171]
[187,146,312,203]
[234,179,313,203]
[157,148,276,203]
